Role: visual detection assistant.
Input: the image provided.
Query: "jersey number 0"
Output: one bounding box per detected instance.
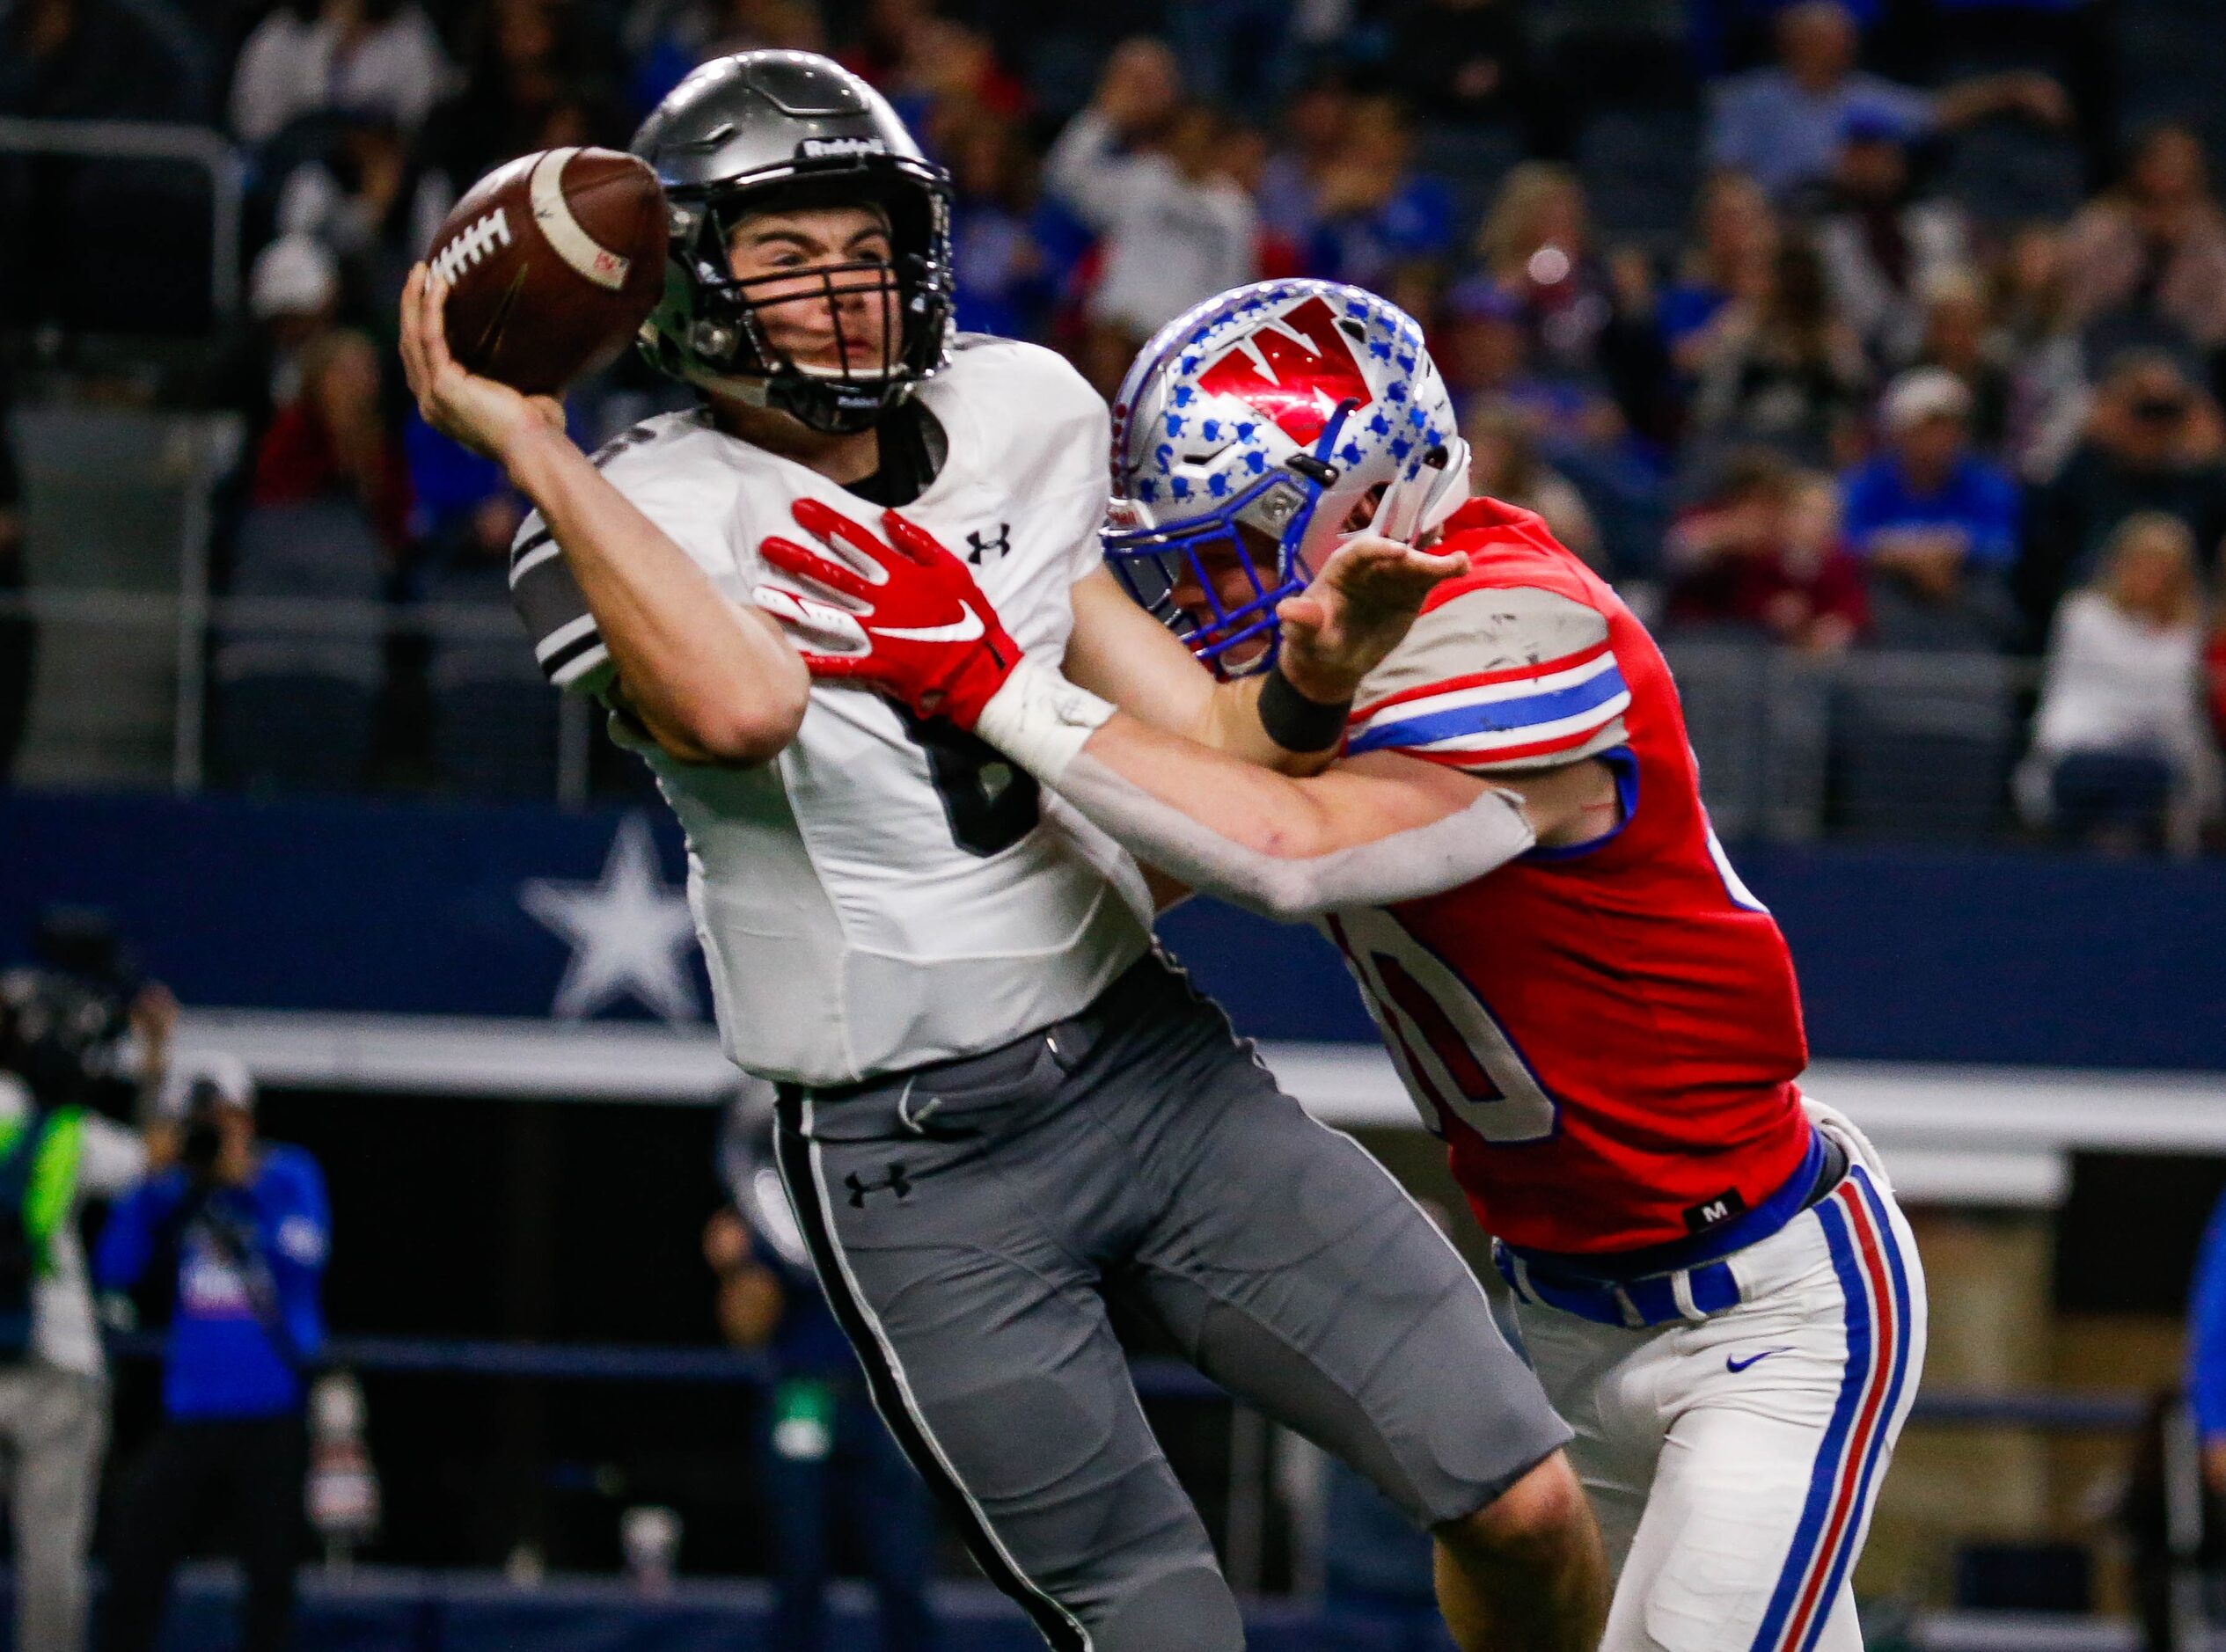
[1327,907,1559,1144]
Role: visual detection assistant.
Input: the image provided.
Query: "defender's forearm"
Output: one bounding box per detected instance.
[977,661,1534,919]
[1190,676,1344,778]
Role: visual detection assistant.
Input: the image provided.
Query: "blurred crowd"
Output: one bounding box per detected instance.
[4,0,2225,847]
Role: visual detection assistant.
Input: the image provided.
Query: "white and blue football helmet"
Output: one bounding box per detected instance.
[1103,280,1470,676]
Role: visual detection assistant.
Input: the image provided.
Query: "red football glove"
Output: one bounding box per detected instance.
[754,498,1022,730]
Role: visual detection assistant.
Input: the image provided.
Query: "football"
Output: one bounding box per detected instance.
[426,146,669,395]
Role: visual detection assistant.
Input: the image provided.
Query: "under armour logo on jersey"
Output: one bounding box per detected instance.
[964,523,1012,566]
[846,1163,913,1207]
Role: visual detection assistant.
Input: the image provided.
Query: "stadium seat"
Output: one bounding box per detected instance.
[1664,637,1771,839]
[1662,635,1832,843]
[422,561,560,800]
[1576,109,1704,244]
[1831,652,2017,844]
[6,406,228,786]
[213,498,384,794]
[1937,119,2086,228]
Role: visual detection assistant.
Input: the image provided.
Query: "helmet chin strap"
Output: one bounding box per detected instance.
[689,360,908,439]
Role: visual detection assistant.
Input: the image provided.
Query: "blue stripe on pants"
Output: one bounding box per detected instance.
[1746,1191,1873,1652]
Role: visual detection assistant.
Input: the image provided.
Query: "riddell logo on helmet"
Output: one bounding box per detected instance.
[797,136,887,159]
[1196,296,1373,445]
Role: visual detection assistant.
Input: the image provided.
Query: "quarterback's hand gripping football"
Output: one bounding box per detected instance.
[399,264,567,467]
[754,501,1022,729]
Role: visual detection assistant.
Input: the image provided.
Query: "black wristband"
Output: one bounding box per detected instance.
[1257,669,1351,754]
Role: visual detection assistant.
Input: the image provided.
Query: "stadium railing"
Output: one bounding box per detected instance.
[2,578,2054,840]
[0,118,245,328]
[99,1329,2193,1641]
[109,1327,2152,1429]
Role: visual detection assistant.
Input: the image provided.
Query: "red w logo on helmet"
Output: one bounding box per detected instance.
[1196,296,1373,446]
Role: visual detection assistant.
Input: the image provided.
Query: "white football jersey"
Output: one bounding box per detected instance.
[511,338,1153,1085]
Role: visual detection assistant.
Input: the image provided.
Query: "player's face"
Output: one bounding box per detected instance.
[726,206,897,377]
[1167,526,1285,662]
[1162,486,1388,667]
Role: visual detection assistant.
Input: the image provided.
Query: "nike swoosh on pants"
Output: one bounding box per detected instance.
[1726,1348,1791,1373]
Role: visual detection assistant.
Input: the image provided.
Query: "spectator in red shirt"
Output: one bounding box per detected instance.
[1665,449,1867,652]
[248,329,411,561]
[2208,551,2226,749]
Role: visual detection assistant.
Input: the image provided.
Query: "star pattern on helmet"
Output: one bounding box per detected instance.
[1114,281,1461,549]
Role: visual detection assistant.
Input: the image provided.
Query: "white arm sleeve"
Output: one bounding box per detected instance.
[1053,752,1536,921]
[974,659,1537,923]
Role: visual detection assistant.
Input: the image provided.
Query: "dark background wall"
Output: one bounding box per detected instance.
[5,789,2224,1070]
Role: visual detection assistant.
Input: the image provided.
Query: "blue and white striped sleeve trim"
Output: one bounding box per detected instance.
[1347,640,1631,767]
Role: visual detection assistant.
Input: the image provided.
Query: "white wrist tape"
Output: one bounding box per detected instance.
[1053,754,1537,922]
[973,656,1116,783]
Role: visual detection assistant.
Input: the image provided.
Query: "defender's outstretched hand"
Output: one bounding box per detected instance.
[1276,533,1468,703]
[398,263,567,466]
[754,501,1022,727]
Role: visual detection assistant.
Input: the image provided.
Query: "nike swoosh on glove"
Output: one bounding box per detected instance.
[754,498,1023,730]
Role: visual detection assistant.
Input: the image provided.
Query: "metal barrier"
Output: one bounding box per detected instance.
[106,1327,2153,1427]
[0,587,600,806]
[7,581,2064,836]
[1660,638,2045,844]
[99,1329,2173,1613]
[99,1329,2164,1602]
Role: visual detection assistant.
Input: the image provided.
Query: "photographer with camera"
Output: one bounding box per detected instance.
[0,955,159,1652]
[92,1056,329,1652]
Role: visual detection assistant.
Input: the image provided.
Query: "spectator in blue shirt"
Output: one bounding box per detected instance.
[1842,367,2023,645]
[940,101,1076,345]
[2186,1185,2226,1500]
[1659,172,1780,384]
[1706,0,2068,205]
[94,1061,329,1652]
[1305,98,1454,304]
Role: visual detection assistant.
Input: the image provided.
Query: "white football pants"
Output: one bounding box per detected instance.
[1512,1105,1926,1652]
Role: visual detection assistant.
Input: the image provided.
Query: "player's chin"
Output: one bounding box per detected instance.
[1219,633,1274,674]
[769,335,893,377]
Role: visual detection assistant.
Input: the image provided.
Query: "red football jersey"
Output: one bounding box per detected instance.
[1323,497,1812,1255]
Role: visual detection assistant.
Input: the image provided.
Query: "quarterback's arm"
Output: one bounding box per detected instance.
[752,506,1609,916]
[502,431,808,764]
[401,266,807,765]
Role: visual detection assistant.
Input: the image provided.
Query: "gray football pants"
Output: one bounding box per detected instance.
[773,953,1571,1651]
[0,1363,106,1652]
